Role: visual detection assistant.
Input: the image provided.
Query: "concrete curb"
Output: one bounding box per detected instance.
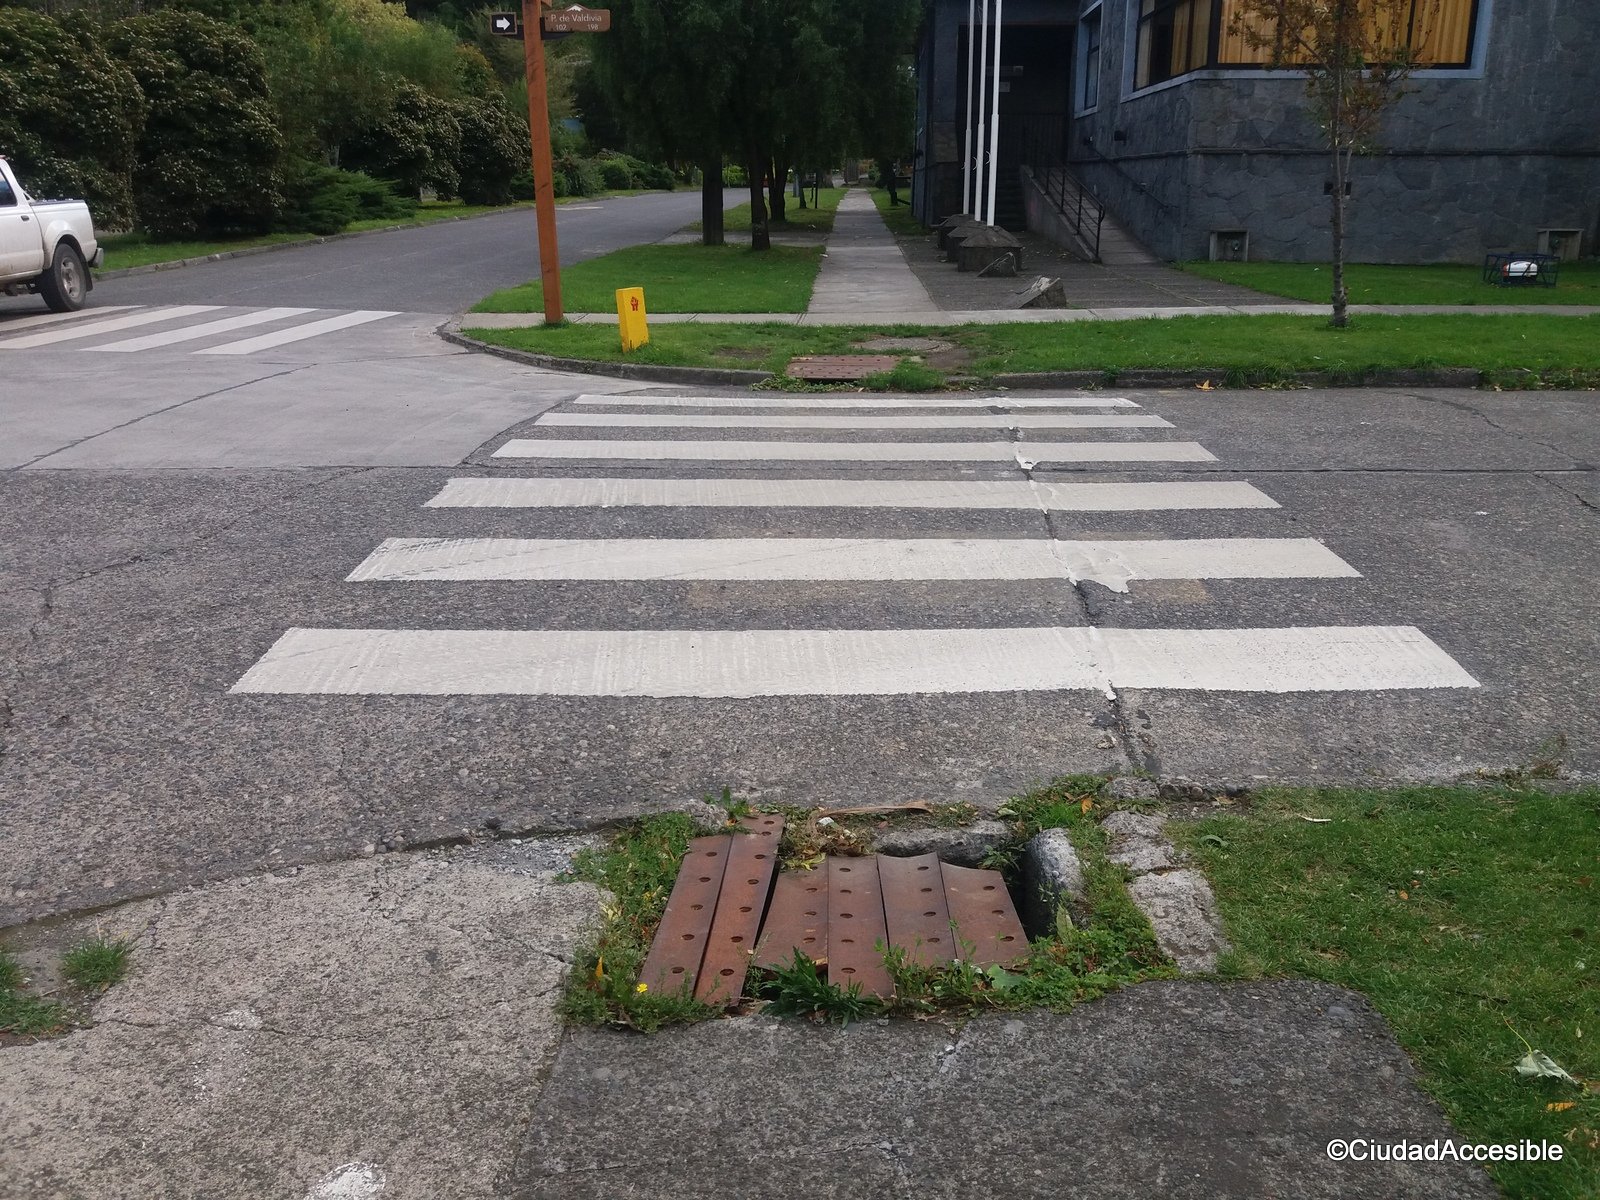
[95,206,539,280]
[438,322,775,387]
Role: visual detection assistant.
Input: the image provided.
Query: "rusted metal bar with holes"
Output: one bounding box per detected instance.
[637,836,731,996]
[754,859,829,971]
[825,855,894,999]
[692,814,785,1004]
[878,853,957,969]
[941,862,1029,968]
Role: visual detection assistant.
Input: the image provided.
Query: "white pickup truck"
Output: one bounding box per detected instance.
[0,157,104,313]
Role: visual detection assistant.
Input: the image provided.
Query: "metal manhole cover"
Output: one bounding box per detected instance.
[786,354,899,381]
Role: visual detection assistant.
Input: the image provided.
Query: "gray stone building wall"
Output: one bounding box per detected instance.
[1066,0,1600,263]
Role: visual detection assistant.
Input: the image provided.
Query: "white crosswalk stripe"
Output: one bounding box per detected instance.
[570,393,1141,409]
[85,307,315,352]
[492,439,1218,463]
[424,477,1281,510]
[346,536,1360,589]
[0,305,224,348]
[232,626,1477,697]
[233,390,1479,699]
[193,309,400,355]
[0,305,399,355]
[533,412,1173,430]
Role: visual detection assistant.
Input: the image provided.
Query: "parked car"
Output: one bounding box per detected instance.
[0,157,103,312]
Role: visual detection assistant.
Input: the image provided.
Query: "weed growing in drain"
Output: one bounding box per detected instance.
[0,950,72,1039]
[559,812,722,1032]
[62,936,132,993]
[761,950,881,1025]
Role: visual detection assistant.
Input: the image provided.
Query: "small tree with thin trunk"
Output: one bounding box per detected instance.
[1230,0,1438,327]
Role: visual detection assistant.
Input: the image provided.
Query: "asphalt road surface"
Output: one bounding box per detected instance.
[87,187,740,313]
[0,217,1596,926]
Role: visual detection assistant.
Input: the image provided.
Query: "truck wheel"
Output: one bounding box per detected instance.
[39,243,88,313]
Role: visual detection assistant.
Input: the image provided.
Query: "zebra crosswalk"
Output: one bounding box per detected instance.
[0,304,399,356]
[232,389,1481,702]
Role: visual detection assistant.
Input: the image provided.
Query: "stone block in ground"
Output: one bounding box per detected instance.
[1017,275,1070,308]
[510,981,1497,1199]
[871,819,1012,866]
[1101,809,1179,874]
[0,849,602,1200]
[1127,867,1231,974]
[1018,827,1089,933]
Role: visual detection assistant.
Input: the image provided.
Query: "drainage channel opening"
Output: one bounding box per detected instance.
[639,837,1028,1004]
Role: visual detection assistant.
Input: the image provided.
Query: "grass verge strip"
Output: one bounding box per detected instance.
[1181,259,1600,307]
[1171,785,1600,1200]
[473,244,824,315]
[463,313,1600,387]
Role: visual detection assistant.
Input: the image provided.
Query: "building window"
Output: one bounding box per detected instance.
[1139,0,1481,90]
[1077,8,1103,112]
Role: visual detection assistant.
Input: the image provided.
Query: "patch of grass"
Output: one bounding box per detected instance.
[861,361,946,391]
[0,950,72,1039]
[559,813,724,1032]
[689,187,847,234]
[61,936,131,993]
[463,314,1600,385]
[870,187,927,237]
[1181,259,1600,306]
[762,950,881,1025]
[1171,786,1600,1200]
[473,243,824,315]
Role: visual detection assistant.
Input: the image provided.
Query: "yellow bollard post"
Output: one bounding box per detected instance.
[616,286,649,352]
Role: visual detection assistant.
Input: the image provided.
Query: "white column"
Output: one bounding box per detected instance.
[961,0,976,214]
[974,0,990,219]
[985,0,1004,226]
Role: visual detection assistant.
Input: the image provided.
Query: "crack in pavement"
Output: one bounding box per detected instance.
[1534,471,1600,514]
[11,365,317,471]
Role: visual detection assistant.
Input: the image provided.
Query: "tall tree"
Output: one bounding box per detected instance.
[587,0,739,245]
[1230,0,1440,327]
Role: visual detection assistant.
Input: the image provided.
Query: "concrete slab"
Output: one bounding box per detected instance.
[0,845,602,1200]
[510,981,1497,1199]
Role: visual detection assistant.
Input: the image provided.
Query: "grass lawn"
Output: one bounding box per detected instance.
[1182,259,1600,306]
[870,186,927,237]
[688,186,846,235]
[463,312,1600,386]
[472,243,824,314]
[98,193,663,271]
[1171,786,1600,1200]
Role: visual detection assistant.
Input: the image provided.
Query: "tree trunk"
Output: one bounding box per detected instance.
[1329,63,1349,329]
[767,158,787,225]
[747,152,770,251]
[699,153,724,247]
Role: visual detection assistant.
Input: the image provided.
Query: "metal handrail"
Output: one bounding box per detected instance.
[1019,115,1106,263]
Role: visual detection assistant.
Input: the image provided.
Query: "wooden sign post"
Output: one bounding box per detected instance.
[520,0,563,324]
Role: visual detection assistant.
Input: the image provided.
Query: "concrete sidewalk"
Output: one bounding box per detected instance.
[1,831,1499,1200]
[805,189,940,318]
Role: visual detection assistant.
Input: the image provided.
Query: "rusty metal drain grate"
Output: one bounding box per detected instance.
[785,354,899,381]
[640,834,1027,1004]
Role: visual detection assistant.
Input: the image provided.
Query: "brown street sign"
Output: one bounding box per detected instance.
[543,5,611,32]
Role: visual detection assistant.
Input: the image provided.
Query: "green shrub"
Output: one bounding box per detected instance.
[598,157,635,190]
[639,162,676,190]
[555,154,603,198]
[453,97,525,206]
[510,170,536,201]
[107,9,280,239]
[0,8,145,230]
[343,80,461,199]
[278,164,414,235]
[722,164,748,187]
